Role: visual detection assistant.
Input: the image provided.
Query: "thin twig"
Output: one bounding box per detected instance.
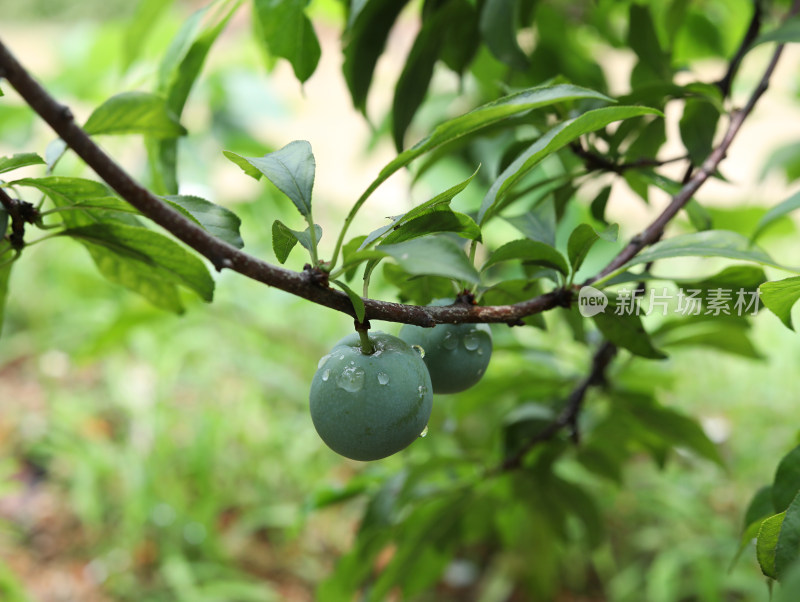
[492,340,617,474]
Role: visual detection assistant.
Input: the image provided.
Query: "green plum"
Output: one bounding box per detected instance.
[309,331,433,461]
[399,319,492,394]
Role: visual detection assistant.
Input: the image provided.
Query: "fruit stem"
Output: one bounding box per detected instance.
[355,321,375,355]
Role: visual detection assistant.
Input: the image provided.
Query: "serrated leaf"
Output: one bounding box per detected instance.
[84,92,187,138]
[480,0,528,71]
[752,190,800,242]
[271,220,321,264]
[378,237,480,284]
[504,198,557,247]
[760,277,800,330]
[482,239,569,275]
[479,105,663,223]
[60,223,214,306]
[568,224,599,273]
[234,142,315,218]
[360,168,480,250]
[757,512,785,579]
[163,194,243,249]
[360,84,614,206]
[253,0,321,82]
[777,492,800,578]
[332,279,365,323]
[621,230,793,272]
[223,150,265,180]
[0,152,45,175]
[383,211,481,246]
[773,446,800,513]
[593,311,667,359]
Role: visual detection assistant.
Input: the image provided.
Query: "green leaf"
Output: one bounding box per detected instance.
[152,1,237,194]
[760,277,800,331]
[773,446,800,513]
[392,2,453,150]
[83,92,187,138]
[777,492,800,578]
[679,98,720,164]
[482,239,569,275]
[620,396,723,465]
[360,168,480,250]
[747,486,777,528]
[343,0,412,113]
[757,512,785,579]
[60,223,214,308]
[628,4,670,81]
[0,242,12,339]
[271,220,321,264]
[122,0,174,69]
[659,325,763,359]
[0,152,45,175]
[593,310,667,359]
[752,15,800,47]
[504,198,557,247]
[253,0,321,82]
[233,142,315,218]
[382,211,481,246]
[752,190,800,242]
[621,230,792,272]
[378,237,480,284]
[362,84,614,205]
[480,0,528,70]
[503,403,556,458]
[479,105,663,223]
[567,223,617,273]
[590,186,612,225]
[223,150,264,180]
[332,279,365,323]
[11,177,116,226]
[163,195,243,249]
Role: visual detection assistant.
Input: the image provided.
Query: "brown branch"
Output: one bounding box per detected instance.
[493,340,617,473]
[0,38,575,327]
[587,39,787,285]
[716,0,763,98]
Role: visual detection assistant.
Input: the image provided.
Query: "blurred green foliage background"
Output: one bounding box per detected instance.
[1,0,800,601]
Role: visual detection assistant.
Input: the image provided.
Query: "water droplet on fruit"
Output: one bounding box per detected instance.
[463,330,480,351]
[336,366,365,392]
[318,354,331,369]
[377,372,390,385]
[411,344,425,358]
[419,425,429,438]
[338,354,345,360]
[418,384,428,399]
[477,348,484,355]
[322,369,330,382]
[441,331,457,350]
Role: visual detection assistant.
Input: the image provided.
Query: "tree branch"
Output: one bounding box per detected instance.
[492,340,617,474]
[588,39,787,285]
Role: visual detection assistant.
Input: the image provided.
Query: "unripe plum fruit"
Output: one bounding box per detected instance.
[309,331,433,461]
[399,319,492,394]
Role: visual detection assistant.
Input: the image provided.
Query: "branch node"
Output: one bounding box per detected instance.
[303,263,330,288]
[59,105,74,122]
